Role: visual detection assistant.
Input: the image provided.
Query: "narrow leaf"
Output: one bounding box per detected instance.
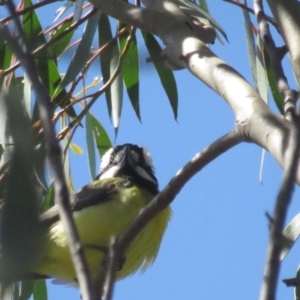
[255,37,268,103]
[119,26,140,120]
[242,0,257,88]
[86,113,96,180]
[263,47,284,113]
[33,281,48,300]
[98,17,123,132]
[281,213,300,260]
[19,281,34,300]
[0,144,4,160]
[48,18,74,59]
[0,90,44,281]
[57,10,101,93]
[141,31,178,119]
[23,0,76,117]
[0,39,12,88]
[41,184,55,213]
[23,74,32,118]
[98,14,113,116]
[61,116,73,191]
[90,114,112,157]
[198,0,209,12]
[73,0,84,23]
[70,142,84,154]
[110,37,123,133]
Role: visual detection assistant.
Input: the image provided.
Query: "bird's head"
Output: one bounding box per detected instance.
[96,144,159,195]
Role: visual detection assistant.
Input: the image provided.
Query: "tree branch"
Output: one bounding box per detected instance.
[266,0,300,87]
[113,130,242,285]
[254,0,297,121]
[260,119,300,300]
[0,10,95,300]
[89,0,300,184]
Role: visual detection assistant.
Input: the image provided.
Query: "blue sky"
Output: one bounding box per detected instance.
[3,1,300,299]
[47,2,300,300]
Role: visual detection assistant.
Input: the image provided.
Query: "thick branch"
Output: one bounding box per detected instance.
[90,0,299,183]
[260,120,300,300]
[254,0,296,120]
[266,0,300,87]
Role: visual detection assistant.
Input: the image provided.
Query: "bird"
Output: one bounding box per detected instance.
[12,144,171,283]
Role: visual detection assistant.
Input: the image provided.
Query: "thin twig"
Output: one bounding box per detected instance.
[0,9,95,300]
[0,8,97,78]
[0,0,57,24]
[223,0,277,29]
[57,25,136,140]
[101,237,118,300]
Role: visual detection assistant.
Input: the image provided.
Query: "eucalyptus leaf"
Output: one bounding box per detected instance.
[86,113,96,180]
[141,31,178,119]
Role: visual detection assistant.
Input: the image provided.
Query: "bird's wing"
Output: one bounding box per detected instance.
[40,178,124,225]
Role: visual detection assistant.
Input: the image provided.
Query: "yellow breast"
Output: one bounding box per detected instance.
[36,182,171,283]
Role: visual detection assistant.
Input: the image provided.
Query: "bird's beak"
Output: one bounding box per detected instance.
[123,144,137,169]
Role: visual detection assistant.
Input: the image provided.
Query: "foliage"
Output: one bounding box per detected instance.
[0,0,300,299]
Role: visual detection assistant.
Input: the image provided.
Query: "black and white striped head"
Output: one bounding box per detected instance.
[97,144,159,195]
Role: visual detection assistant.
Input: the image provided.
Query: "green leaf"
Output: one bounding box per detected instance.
[98,16,124,132]
[41,184,55,213]
[242,0,257,88]
[70,142,84,154]
[0,90,44,281]
[23,0,76,118]
[0,38,12,87]
[0,144,4,160]
[255,37,268,103]
[198,0,209,12]
[263,47,284,113]
[61,116,73,190]
[141,31,178,119]
[33,142,48,192]
[33,280,48,300]
[8,76,24,103]
[57,10,101,94]
[0,37,12,70]
[86,113,96,180]
[41,60,77,118]
[98,14,113,116]
[19,281,34,300]
[23,0,46,51]
[48,19,74,59]
[89,113,112,158]
[119,26,140,120]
